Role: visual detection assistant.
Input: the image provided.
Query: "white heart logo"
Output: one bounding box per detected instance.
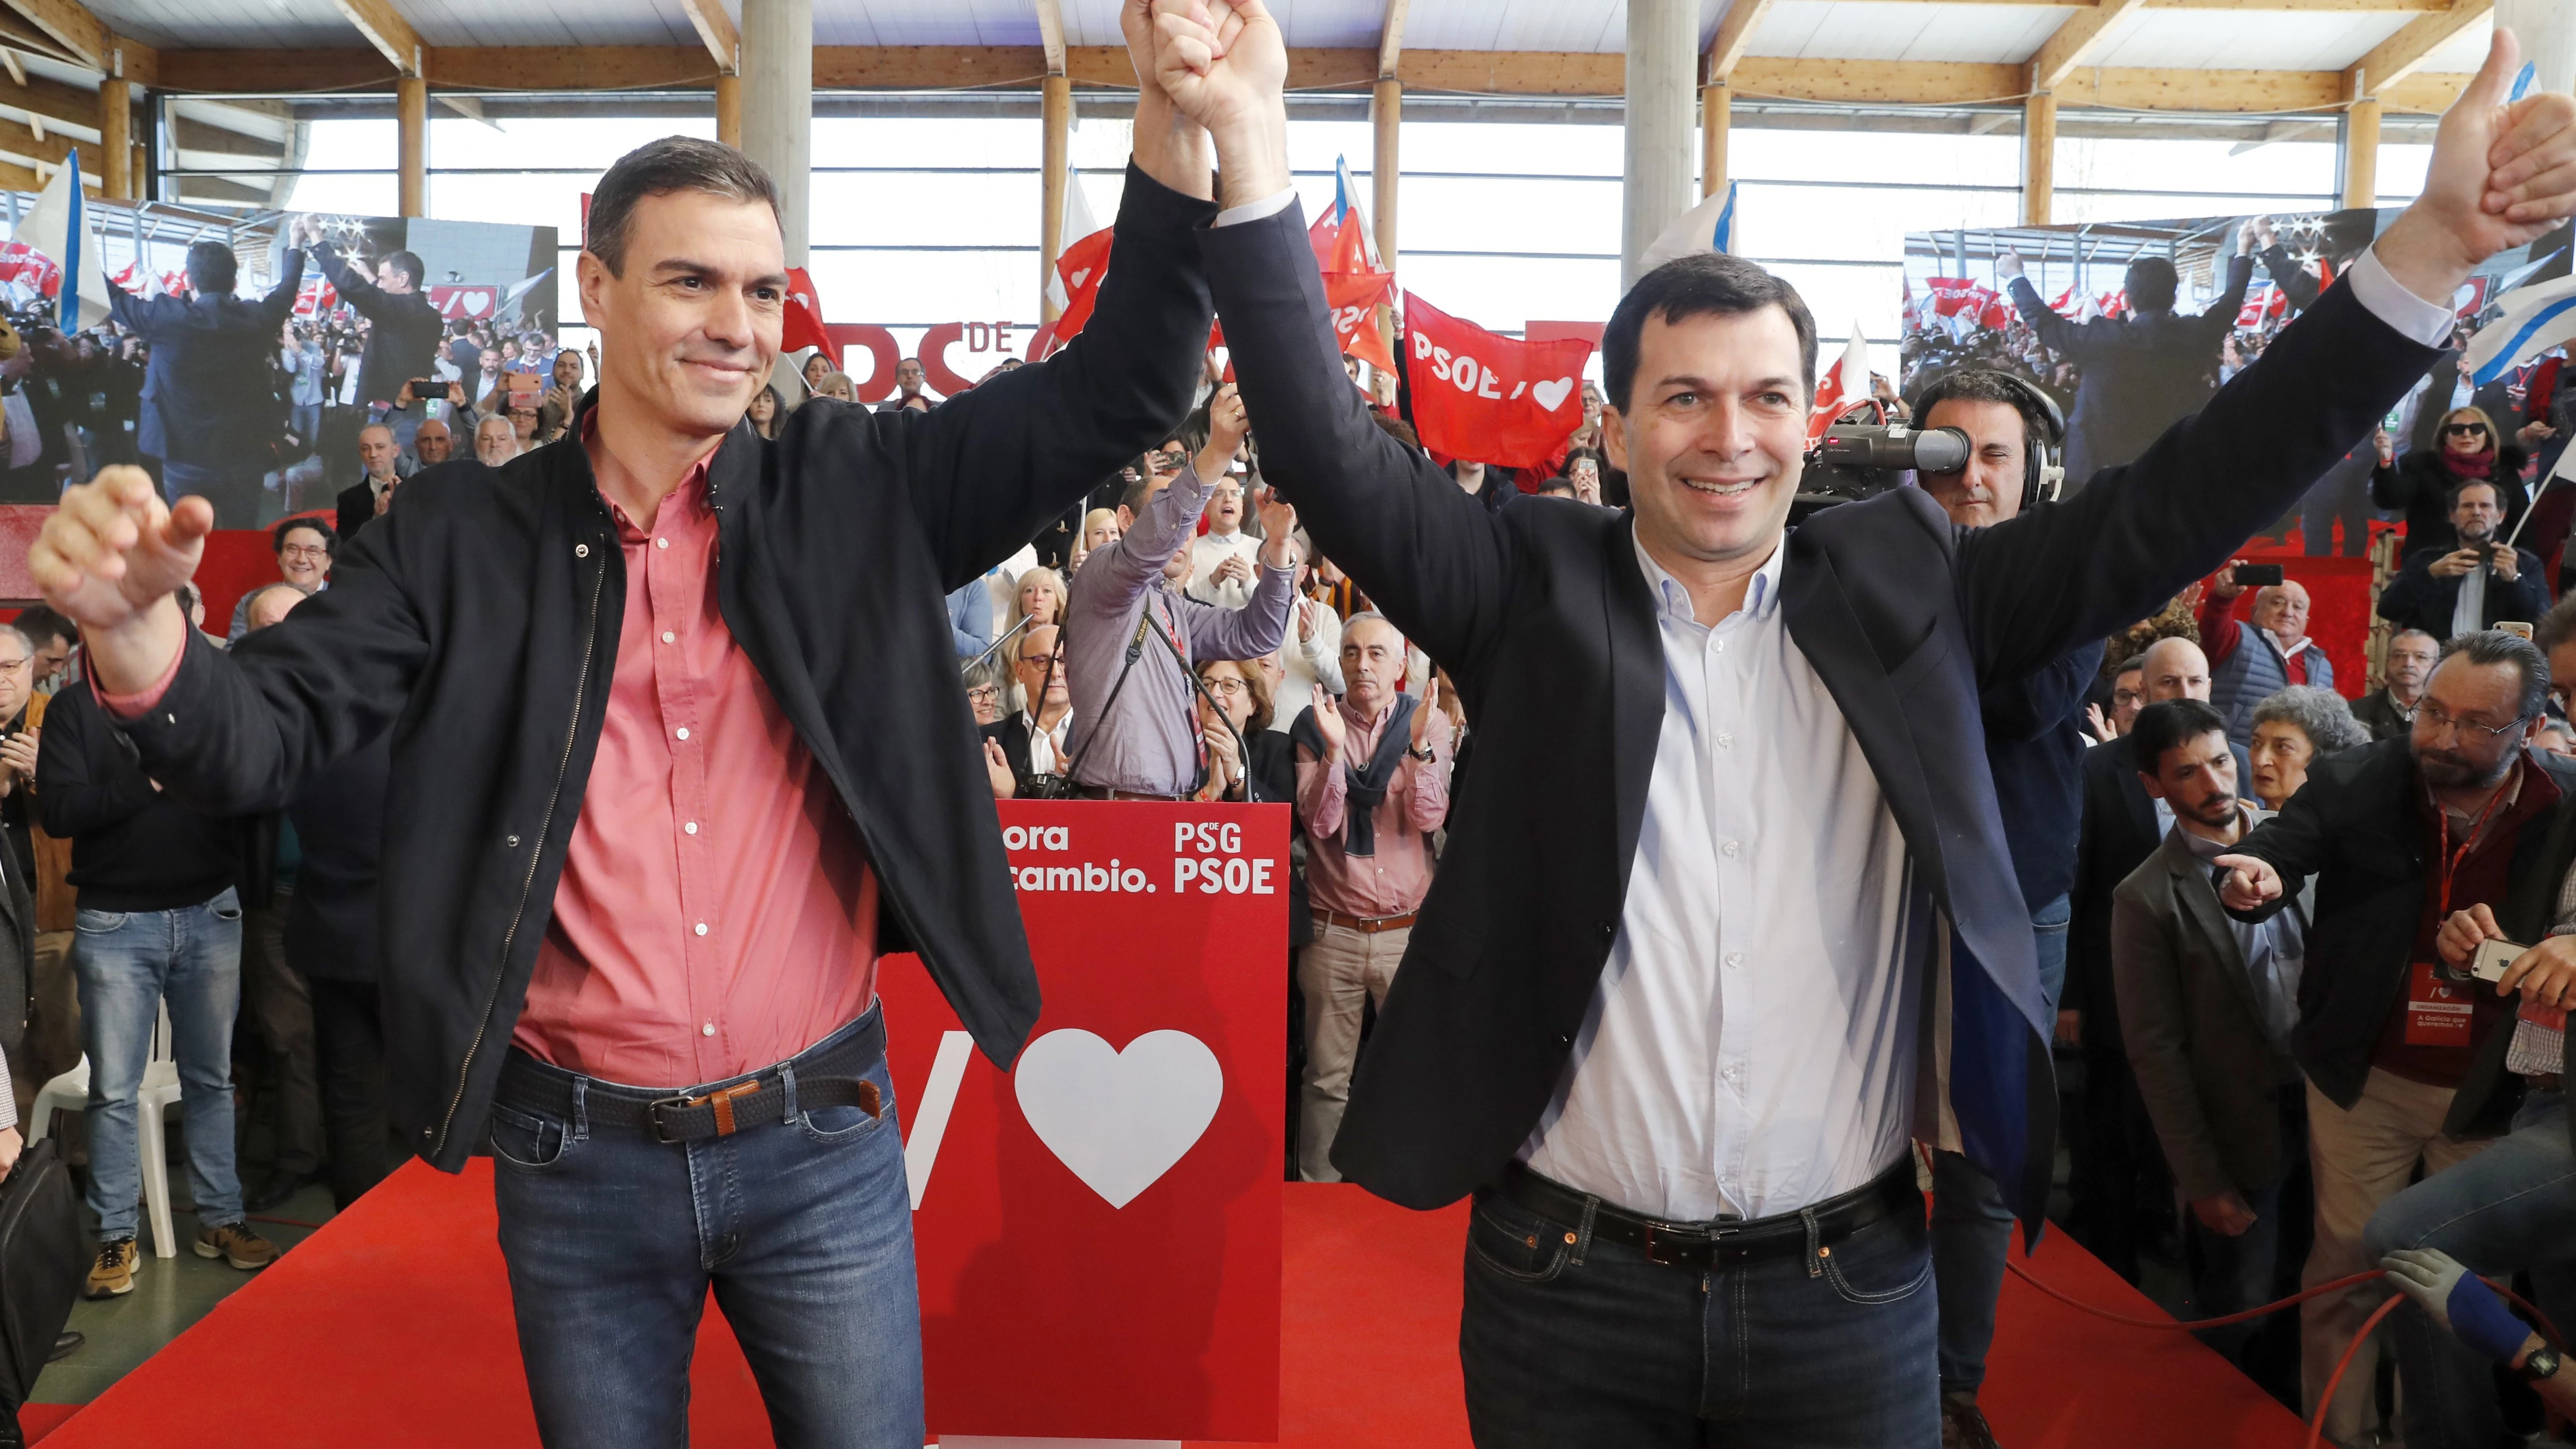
[1013,1029,1222,1208]
[1531,376,1574,413]
[1068,268,1092,289]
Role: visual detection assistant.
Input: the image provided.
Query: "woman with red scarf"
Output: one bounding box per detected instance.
[2372,404,2529,559]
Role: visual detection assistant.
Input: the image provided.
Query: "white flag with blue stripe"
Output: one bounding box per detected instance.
[1637,182,1742,274]
[2463,270,2576,388]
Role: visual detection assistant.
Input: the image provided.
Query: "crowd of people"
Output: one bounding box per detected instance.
[1,57,2571,1446]
[0,216,567,531]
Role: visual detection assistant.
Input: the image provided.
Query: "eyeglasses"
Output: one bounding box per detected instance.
[2415,700,2527,740]
[2445,422,2489,437]
[279,545,328,561]
[965,684,1000,704]
[1201,676,1248,697]
[1017,652,1063,670]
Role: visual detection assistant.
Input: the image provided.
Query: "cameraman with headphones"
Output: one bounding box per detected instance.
[1908,368,2094,1449]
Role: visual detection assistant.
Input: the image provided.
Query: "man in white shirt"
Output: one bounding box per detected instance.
[1185,474,1263,608]
[1150,10,2575,1442]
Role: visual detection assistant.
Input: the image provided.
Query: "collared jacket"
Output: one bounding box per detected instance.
[108,164,1217,1170]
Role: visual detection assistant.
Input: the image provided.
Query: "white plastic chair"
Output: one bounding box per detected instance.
[29,998,183,1258]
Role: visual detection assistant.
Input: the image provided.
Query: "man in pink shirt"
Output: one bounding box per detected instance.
[1287,613,1451,1181]
[22,14,1224,1445]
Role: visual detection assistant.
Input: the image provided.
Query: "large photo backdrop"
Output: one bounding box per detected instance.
[0,185,555,531]
[1902,210,2576,692]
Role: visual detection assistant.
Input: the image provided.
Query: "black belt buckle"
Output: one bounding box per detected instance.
[1639,1221,1707,1268]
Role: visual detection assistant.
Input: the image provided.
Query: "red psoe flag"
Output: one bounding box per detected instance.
[1401,291,1595,469]
[1049,228,1118,347]
[1326,270,1397,375]
[781,266,836,367]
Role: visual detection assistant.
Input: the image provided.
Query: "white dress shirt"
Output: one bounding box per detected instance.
[1521,538,1928,1222]
[1186,526,1264,609]
[1022,709,1070,777]
[1196,185,2460,1219]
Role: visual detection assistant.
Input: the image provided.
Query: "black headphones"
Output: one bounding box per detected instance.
[1910,369,2069,504]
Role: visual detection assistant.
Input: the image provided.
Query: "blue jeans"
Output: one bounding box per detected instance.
[1460,1178,1938,1444]
[2364,1088,2576,1449]
[160,460,272,531]
[1932,892,2069,1396]
[488,1009,923,1449]
[73,889,246,1240]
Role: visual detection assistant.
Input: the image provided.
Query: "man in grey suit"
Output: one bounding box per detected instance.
[2112,697,2308,1399]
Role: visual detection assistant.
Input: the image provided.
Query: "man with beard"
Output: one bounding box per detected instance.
[2216,629,2573,1439]
[2112,698,2310,1403]
[2376,480,2549,641]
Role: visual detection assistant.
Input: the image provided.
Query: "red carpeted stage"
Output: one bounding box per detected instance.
[22,1160,2306,1447]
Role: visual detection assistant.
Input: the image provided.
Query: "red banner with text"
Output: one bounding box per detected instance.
[879,800,1286,1443]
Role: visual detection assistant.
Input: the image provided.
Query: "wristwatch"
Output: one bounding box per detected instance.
[2516,1343,2563,1384]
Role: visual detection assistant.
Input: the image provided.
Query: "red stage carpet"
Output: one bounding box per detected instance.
[25,1161,2303,1447]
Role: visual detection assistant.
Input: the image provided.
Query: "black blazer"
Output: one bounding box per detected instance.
[2376,548,2551,639]
[335,479,380,546]
[2008,257,2254,487]
[112,164,1219,1171]
[2230,739,2576,1116]
[109,254,307,471]
[2066,731,2252,1047]
[1204,199,2436,1223]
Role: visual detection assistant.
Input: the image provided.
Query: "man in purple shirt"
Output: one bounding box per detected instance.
[1063,385,1295,797]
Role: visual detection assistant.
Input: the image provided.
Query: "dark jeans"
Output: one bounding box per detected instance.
[161,460,270,531]
[1460,1175,1938,1445]
[306,975,393,1209]
[2364,1088,2576,1449]
[240,898,321,1177]
[2181,1081,2308,1406]
[1931,891,2070,1397]
[488,1008,922,1449]
[2299,449,2378,558]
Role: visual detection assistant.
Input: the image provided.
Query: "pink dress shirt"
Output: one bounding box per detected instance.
[1294,697,1452,917]
[98,433,885,1091]
[510,442,880,1087]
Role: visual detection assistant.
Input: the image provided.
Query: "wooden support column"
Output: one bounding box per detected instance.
[1701,77,1728,198]
[2021,88,2056,226]
[98,76,128,199]
[1371,76,1400,353]
[1371,78,1400,270]
[715,74,741,147]
[396,73,426,216]
[1039,73,1070,322]
[2341,94,2380,209]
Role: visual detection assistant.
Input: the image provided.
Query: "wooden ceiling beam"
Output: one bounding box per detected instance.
[0,68,103,130]
[139,44,2478,117]
[1706,0,1777,80]
[2344,0,2487,95]
[677,0,739,76]
[327,0,422,77]
[1034,0,1066,77]
[0,0,154,84]
[1378,0,1408,80]
[2030,0,2148,92]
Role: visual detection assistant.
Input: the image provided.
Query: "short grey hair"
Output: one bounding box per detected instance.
[2439,628,2551,723]
[585,137,781,277]
[1342,611,1404,651]
[2251,685,2369,755]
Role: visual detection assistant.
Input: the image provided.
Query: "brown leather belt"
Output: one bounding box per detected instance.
[1313,909,1417,934]
[1075,785,1189,802]
[1490,1159,1920,1271]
